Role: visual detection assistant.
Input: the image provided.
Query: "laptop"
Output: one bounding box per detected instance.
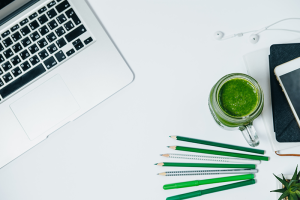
[0,0,134,168]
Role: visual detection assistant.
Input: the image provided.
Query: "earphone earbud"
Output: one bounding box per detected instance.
[215,18,300,44]
[214,31,224,40]
[249,34,259,44]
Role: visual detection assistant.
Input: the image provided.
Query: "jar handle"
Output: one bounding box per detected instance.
[239,122,259,147]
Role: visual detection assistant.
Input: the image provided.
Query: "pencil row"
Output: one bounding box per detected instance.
[156,135,266,199]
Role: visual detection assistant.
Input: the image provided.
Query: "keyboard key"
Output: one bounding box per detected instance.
[72,39,84,51]
[46,32,57,43]
[38,25,49,36]
[30,31,40,42]
[0,69,3,76]
[56,37,66,48]
[54,50,66,62]
[38,49,49,60]
[0,64,46,98]
[55,26,65,37]
[64,21,74,31]
[20,61,31,71]
[3,49,13,59]
[0,55,5,63]
[65,8,81,25]
[44,56,57,69]
[47,19,58,30]
[56,0,70,13]
[21,37,31,48]
[47,1,56,8]
[0,44,4,52]
[56,14,67,24]
[1,61,12,71]
[12,43,23,53]
[0,78,4,87]
[29,20,40,30]
[37,38,48,48]
[47,43,58,54]
[11,24,20,32]
[29,55,40,66]
[1,30,10,38]
[38,14,49,25]
[57,0,63,2]
[20,26,31,36]
[19,50,30,60]
[11,67,22,77]
[2,73,13,83]
[66,48,75,56]
[2,37,13,47]
[38,6,47,14]
[84,37,93,45]
[20,18,29,26]
[47,9,57,19]
[28,44,39,54]
[10,55,21,66]
[11,31,22,42]
[29,12,38,20]
[65,25,86,42]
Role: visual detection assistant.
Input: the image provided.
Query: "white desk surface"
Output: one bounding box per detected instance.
[1,0,300,199]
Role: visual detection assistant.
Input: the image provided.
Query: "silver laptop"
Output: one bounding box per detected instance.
[0,0,134,168]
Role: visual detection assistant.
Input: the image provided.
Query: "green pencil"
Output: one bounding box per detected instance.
[163,174,254,190]
[168,146,269,161]
[170,135,265,155]
[166,179,256,200]
[155,162,256,169]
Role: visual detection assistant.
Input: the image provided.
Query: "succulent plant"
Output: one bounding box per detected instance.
[271,166,300,200]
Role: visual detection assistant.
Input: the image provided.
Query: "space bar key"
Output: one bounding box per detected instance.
[0,64,46,99]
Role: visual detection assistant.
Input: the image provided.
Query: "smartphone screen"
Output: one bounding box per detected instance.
[280,67,300,118]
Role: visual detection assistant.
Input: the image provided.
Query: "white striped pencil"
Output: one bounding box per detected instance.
[161,153,261,164]
[157,169,258,176]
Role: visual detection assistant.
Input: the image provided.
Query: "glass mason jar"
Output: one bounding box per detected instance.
[208,73,264,147]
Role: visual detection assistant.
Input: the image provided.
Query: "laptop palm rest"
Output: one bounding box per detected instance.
[10,75,80,140]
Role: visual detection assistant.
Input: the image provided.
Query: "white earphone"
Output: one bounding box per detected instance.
[215,18,300,44]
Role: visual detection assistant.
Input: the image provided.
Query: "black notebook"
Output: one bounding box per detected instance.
[269,43,300,142]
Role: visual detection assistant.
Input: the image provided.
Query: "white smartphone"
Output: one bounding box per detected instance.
[274,57,300,127]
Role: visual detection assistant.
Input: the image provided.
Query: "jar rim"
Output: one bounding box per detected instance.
[212,73,264,121]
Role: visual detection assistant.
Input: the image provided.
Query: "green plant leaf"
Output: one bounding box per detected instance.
[274,174,289,188]
[297,170,300,180]
[279,190,290,199]
[270,188,286,193]
[289,180,297,188]
[290,192,298,200]
[295,190,300,198]
[290,195,295,200]
[292,165,299,181]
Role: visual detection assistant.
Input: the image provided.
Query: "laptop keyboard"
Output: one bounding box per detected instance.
[0,0,94,101]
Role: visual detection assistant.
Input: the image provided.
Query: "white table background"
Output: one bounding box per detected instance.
[1,0,300,199]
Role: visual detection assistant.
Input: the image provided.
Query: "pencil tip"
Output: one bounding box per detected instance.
[169,136,171,138]
[160,154,163,156]
[167,146,170,148]
[154,163,157,165]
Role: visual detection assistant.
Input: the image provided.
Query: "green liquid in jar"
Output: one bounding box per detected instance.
[218,78,259,117]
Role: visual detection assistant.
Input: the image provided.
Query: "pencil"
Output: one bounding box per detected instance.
[158,169,258,176]
[168,146,269,161]
[170,135,265,154]
[163,174,254,190]
[166,179,256,200]
[155,162,256,169]
[161,153,261,164]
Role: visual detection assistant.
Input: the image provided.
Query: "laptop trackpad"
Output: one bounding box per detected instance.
[10,75,80,140]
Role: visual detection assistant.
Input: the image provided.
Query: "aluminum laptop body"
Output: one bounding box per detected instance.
[0,0,134,168]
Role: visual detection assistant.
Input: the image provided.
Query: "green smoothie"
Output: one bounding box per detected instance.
[218,78,259,117]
